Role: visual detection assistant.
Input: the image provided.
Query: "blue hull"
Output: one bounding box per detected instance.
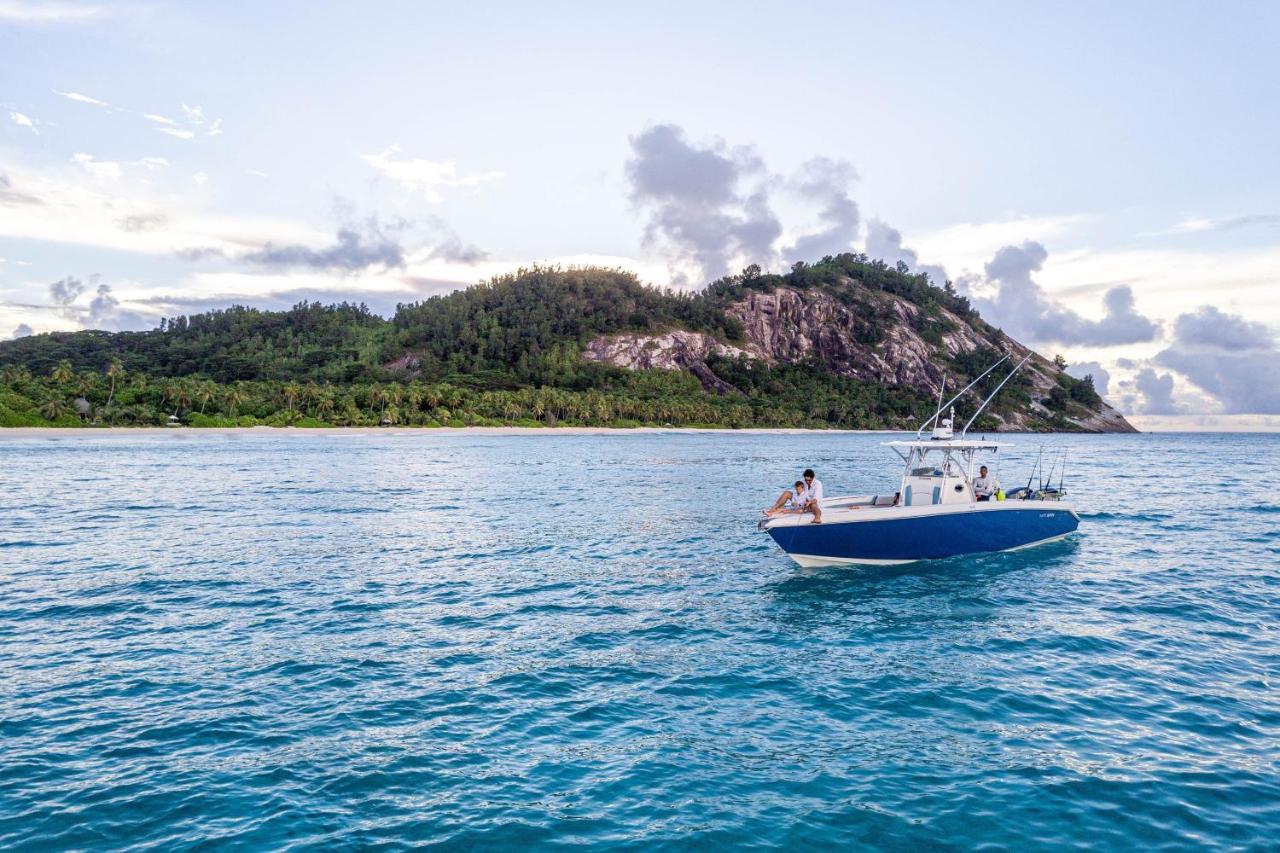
[768,506,1078,563]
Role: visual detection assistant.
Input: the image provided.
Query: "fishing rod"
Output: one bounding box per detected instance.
[1026,446,1043,492]
[916,355,1010,438]
[1043,448,1062,491]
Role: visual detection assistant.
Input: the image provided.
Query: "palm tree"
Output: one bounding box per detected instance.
[195,381,216,414]
[75,371,97,402]
[399,385,416,411]
[40,396,69,421]
[282,382,301,414]
[104,358,124,410]
[2,365,30,386]
[302,382,320,414]
[51,359,74,386]
[164,379,191,415]
[224,387,245,417]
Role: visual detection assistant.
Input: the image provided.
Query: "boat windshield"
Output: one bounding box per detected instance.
[910,457,966,478]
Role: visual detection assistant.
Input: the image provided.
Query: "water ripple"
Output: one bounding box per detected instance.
[1,431,1279,848]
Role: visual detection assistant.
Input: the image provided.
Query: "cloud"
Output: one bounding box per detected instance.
[361,145,502,203]
[1170,305,1274,351]
[0,173,43,206]
[84,284,152,331]
[907,213,1088,279]
[963,240,1160,346]
[1154,306,1280,414]
[864,219,949,286]
[144,105,219,139]
[119,212,168,233]
[0,161,327,257]
[12,323,34,339]
[1220,214,1280,231]
[87,284,116,325]
[86,284,119,327]
[783,157,860,263]
[175,247,226,262]
[1129,368,1181,414]
[9,111,39,133]
[133,286,421,321]
[1172,214,1280,233]
[41,275,153,331]
[0,1,103,22]
[49,276,87,307]
[625,123,781,284]
[429,236,489,265]
[53,89,111,108]
[1066,361,1111,398]
[246,170,269,179]
[245,218,406,273]
[192,171,208,186]
[72,152,122,180]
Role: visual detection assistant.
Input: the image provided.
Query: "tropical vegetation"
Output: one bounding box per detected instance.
[0,257,1105,430]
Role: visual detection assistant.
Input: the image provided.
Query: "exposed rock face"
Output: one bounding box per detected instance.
[584,285,1136,432]
[582,330,751,396]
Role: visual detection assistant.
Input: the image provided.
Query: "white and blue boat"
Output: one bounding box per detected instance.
[761,355,1080,567]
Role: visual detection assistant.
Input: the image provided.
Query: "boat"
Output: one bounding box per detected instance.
[760,355,1080,567]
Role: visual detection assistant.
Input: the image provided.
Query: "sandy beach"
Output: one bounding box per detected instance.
[0,425,903,438]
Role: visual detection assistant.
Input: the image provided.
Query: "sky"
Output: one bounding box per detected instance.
[2,0,1278,430]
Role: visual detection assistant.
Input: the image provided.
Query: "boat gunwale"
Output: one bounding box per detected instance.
[762,498,1079,530]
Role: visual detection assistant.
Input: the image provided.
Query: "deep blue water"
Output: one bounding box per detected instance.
[2,430,1279,850]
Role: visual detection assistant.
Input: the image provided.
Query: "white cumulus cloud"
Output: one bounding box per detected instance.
[361,145,502,203]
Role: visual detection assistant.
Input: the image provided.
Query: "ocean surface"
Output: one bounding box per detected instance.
[2,430,1278,850]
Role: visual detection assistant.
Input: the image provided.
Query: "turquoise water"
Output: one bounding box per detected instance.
[2,430,1278,850]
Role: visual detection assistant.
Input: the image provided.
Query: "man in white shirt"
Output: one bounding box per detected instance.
[801,468,823,523]
[972,465,997,501]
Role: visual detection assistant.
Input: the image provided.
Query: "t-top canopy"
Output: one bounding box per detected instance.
[885,439,1009,450]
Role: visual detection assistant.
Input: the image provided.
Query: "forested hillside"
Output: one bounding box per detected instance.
[0,256,1124,431]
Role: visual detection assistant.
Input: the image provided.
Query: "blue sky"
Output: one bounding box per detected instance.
[2,1,1278,428]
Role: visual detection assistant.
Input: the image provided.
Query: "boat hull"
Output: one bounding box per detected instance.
[766,502,1078,566]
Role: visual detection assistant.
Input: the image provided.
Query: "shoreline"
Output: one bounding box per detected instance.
[0,425,910,438]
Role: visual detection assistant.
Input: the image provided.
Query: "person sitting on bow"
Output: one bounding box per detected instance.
[765,480,808,517]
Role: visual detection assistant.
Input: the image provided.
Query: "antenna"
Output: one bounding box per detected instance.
[916,355,1010,438]
[961,354,1033,435]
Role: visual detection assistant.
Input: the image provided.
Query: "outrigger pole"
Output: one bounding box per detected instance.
[916,354,1011,438]
[921,379,947,435]
[961,353,1033,436]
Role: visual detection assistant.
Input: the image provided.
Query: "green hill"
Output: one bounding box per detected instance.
[0,255,1127,431]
